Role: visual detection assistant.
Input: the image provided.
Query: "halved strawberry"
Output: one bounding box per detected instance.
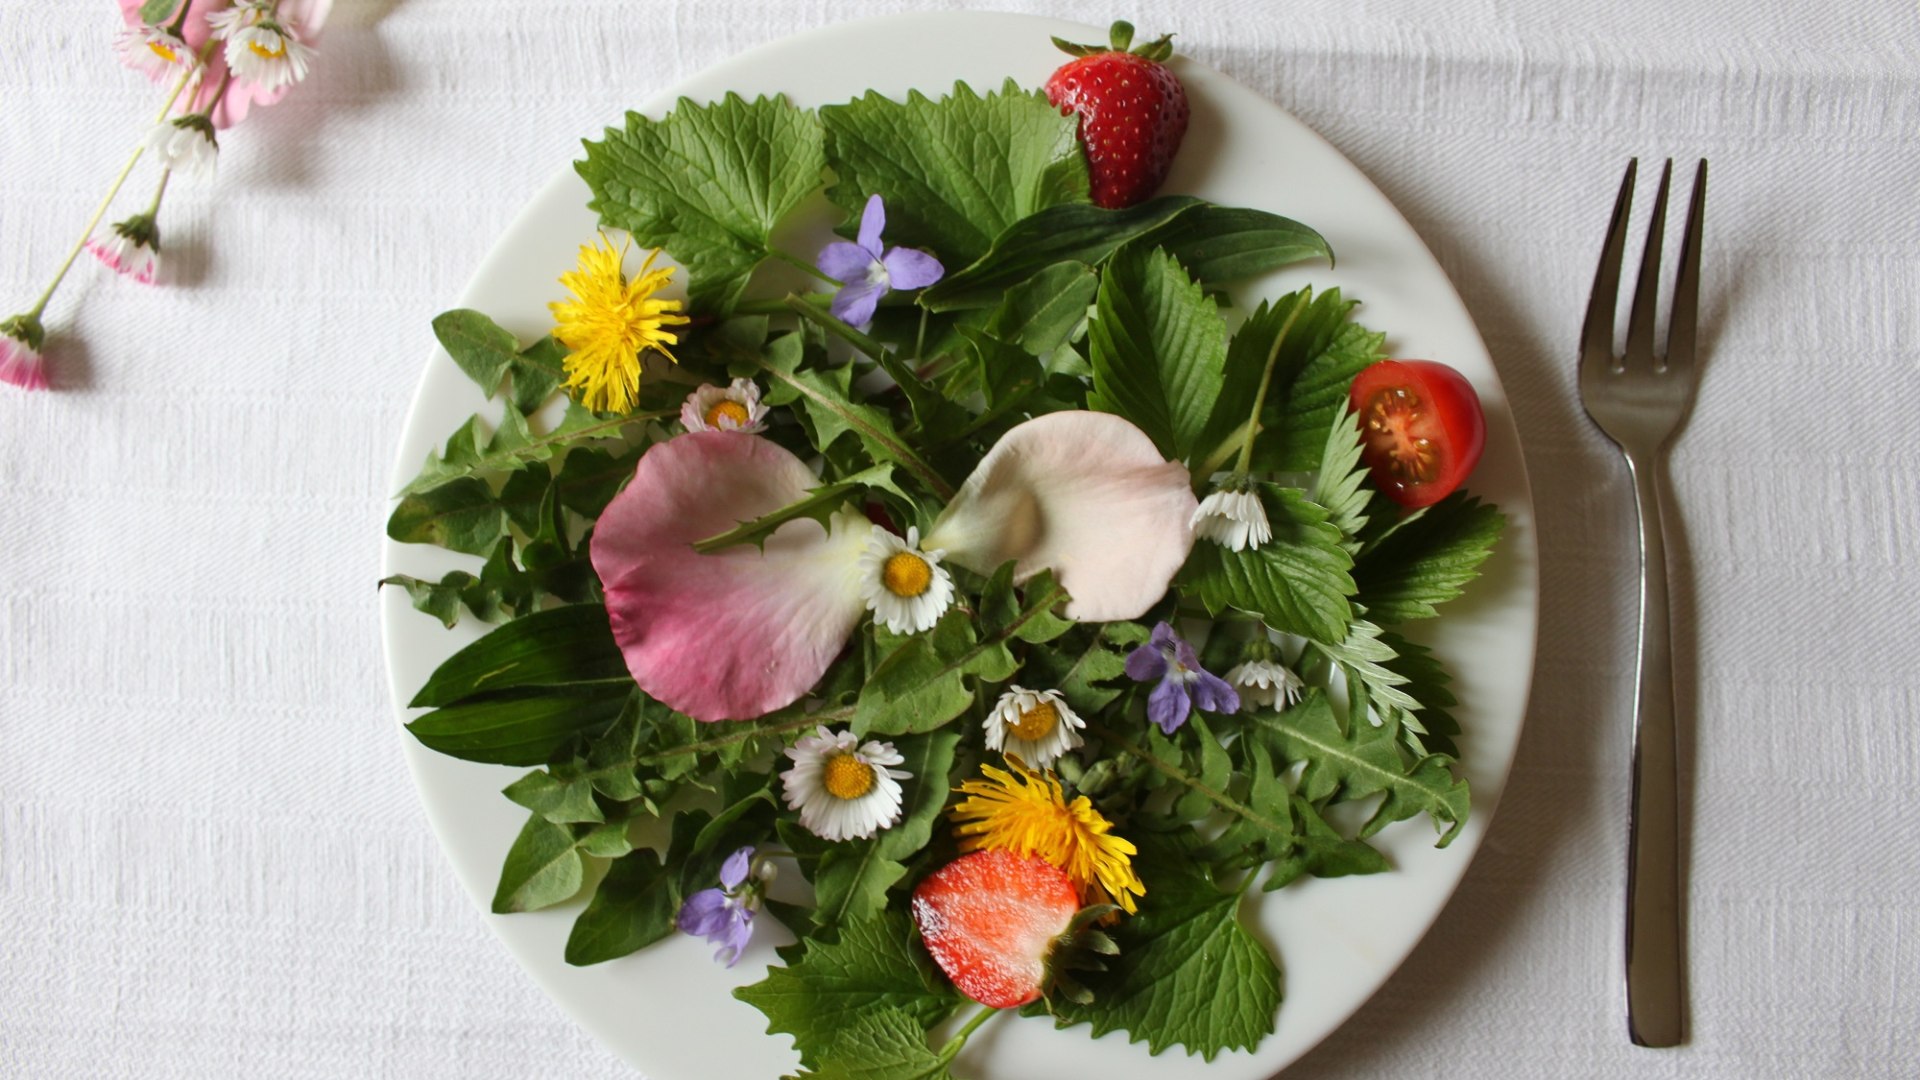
[910,849,1082,1008]
[1044,20,1190,209]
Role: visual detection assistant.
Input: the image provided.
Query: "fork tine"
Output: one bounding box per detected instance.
[1582,159,1638,366]
[1623,159,1673,367]
[1664,160,1708,372]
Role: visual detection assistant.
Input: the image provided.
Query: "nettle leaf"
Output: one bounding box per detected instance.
[579,93,826,312]
[1182,486,1355,644]
[820,79,1087,269]
[804,729,960,932]
[405,683,632,767]
[1250,289,1388,472]
[1253,690,1469,845]
[788,1006,952,1080]
[491,813,587,913]
[1087,244,1228,461]
[1038,835,1281,1060]
[409,603,626,707]
[1353,494,1506,623]
[431,309,566,410]
[734,912,962,1069]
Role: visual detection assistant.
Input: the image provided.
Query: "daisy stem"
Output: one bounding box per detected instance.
[936,1006,1000,1063]
[765,246,839,286]
[144,168,173,218]
[1231,289,1307,477]
[23,62,200,321]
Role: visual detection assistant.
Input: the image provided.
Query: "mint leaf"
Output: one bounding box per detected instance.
[409,604,626,707]
[405,683,631,766]
[790,1007,952,1080]
[1182,486,1355,644]
[1252,691,1469,845]
[1353,494,1506,623]
[1040,835,1281,1060]
[734,912,962,1069]
[1087,244,1228,461]
[491,812,587,913]
[820,80,1087,269]
[579,94,826,312]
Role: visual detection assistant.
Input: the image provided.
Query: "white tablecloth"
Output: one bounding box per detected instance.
[3,1,1915,1077]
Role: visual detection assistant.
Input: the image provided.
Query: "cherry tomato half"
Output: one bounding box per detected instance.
[1347,360,1487,509]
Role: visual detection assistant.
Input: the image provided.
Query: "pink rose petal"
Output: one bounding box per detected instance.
[922,411,1197,621]
[591,432,871,722]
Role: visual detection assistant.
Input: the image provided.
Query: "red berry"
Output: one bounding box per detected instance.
[1044,22,1189,210]
[911,849,1081,1008]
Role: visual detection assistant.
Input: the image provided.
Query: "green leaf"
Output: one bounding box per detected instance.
[503,768,605,825]
[138,0,181,24]
[405,683,632,766]
[410,604,626,707]
[379,571,482,629]
[694,464,898,554]
[579,94,827,312]
[1377,630,1462,758]
[1040,836,1281,1060]
[1153,203,1332,283]
[431,310,568,408]
[1353,494,1506,623]
[734,912,962,1069]
[1253,691,1469,845]
[1265,794,1391,889]
[1311,617,1420,720]
[820,79,1087,269]
[398,401,635,500]
[385,476,503,556]
[491,813,586,913]
[755,334,956,500]
[564,847,677,965]
[1086,244,1228,461]
[805,729,959,931]
[920,196,1200,310]
[789,1007,952,1080]
[982,261,1098,357]
[1251,290,1388,472]
[1182,486,1356,644]
[1311,404,1373,551]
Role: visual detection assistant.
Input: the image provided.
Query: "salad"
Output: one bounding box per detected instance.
[384,19,1505,1078]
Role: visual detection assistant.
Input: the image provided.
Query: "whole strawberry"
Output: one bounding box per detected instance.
[1044,20,1189,210]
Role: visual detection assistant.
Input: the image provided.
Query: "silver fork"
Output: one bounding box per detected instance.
[1579,157,1707,1049]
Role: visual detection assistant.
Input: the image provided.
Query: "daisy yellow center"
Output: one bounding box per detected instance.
[822,753,876,800]
[1009,701,1060,742]
[248,39,287,60]
[147,41,181,63]
[881,552,932,598]
[705,399,750,428]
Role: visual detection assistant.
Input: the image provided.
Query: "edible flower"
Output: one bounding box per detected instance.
[675,845,770,967]
[782,727,912,842]
[857,526,955,634]
[223,18,316,92]
[1125,622,1239,734]
[116,24,197,81]
[1191,479,1272,552]
[0,313,49,392]
[116,0,331,129]
[681,377,769,434]
[591,411,1196,721]
[951,758,1144,914]
[1226,656,1304,711]
[984,686,1085,768]
[550,236,689,414]
[816,194,943,329]
[88,213,162,285]
[145,114,220,181]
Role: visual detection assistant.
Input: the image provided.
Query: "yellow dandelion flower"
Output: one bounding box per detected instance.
[548,236,689,414]
[951,757,1145,914]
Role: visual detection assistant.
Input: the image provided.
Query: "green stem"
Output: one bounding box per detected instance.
[1085,720,1295,842]
[936,1006,1000,1064]
[913,306,929,362]
[144,168,173,218]
[734,293,829,316]
[785,295,892,360]
[25,49,202,320]
[1232,291,1308,476]
[766,246,838,285]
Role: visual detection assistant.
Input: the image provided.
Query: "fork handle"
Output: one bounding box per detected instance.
[1624,451,1684,1047]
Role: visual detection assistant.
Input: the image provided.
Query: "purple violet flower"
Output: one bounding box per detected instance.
[816,194,944,329]
[1124,622,1241,735]
[675,845,761,967]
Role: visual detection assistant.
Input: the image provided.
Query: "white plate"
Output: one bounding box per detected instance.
[380,11,1538,1079]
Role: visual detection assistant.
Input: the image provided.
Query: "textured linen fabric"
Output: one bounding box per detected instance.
[2,1,1915,1077]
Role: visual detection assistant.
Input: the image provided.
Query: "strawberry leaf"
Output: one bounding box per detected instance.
[1353,493,1506,623]
[1086,244,1228,461]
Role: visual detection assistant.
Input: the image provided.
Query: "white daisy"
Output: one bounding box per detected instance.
[984,685,1085,768]
[858,526,954,634]
[781,726,911,842]
[225,21,316,92]
[1191,487,1272,552]
[681,377,770,433]
[145,115,219,182]
[1226,658,1304,711]
[88,226,161,286]
[206,2,273,40]
[117,26,196,80]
